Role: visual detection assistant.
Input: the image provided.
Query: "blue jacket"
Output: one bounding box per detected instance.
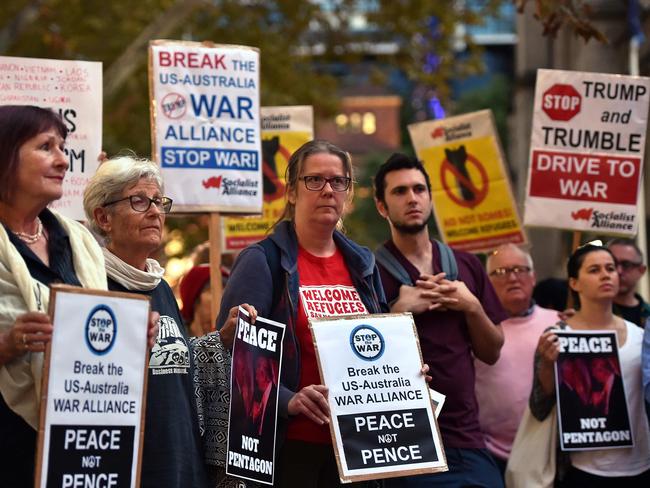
[217,221,388,425]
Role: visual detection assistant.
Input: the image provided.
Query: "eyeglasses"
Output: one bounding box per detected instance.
[489,265,532,278]
[299,175,351,192]
[103,195,173,214]
[616,260,644,271]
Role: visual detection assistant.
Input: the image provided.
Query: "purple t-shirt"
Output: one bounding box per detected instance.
[378,240,507,449]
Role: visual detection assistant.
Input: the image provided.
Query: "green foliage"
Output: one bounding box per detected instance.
[453,74,512,151]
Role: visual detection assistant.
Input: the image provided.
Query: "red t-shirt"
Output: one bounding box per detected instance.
[285,245,368,444]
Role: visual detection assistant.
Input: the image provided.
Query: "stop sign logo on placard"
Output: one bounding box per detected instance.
[542,84,581,121]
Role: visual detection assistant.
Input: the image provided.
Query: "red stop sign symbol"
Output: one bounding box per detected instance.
[542,84,581,121]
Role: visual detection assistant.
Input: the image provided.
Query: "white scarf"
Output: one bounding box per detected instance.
[0,211,107,429]
[102,247,165,291]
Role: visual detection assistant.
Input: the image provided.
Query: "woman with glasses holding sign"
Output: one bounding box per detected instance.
[527,244,650,485]
[0,106,108,486]
[217,140,388,487]
[84,157,209,488]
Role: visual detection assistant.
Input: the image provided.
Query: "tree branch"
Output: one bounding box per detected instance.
[103,0,208,99]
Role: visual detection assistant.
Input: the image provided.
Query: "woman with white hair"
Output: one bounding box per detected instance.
[83,156,208,488]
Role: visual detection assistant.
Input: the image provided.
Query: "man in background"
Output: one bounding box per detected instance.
[608,238,649,328]
[475,244,559,475]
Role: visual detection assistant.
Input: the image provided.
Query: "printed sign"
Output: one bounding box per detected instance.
[408,110,525,252]
[524,69,650,235]
[227,308,286,485]
[0,55,102,220]
[149,40,261,213]
[222,105,314,251]
[35,286,150,488]
[310,313,447,482]
[554,330,633,451]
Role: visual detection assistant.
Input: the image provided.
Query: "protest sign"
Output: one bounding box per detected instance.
[311,313,447,482]
[149,40,261,213]
[554,330,633,451]
[525,69,650,235]
[222,105,314,251]
[35,285,150,488]
[408,110,525,252]
[227,308,286,485]
[0,55,102,220]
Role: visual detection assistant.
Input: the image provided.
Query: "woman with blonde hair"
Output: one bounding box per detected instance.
[216,140,387,487]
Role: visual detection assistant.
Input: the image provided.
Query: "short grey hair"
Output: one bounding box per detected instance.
[83,155,163,238]
[486,243,534,274]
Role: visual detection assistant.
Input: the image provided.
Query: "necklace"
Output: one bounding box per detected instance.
[14,218,43,244]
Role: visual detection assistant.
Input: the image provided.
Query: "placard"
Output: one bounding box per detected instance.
[554,330,633,451]
[525,69,650,235]
[149,40,261,213]
[0,55,102,220]
[408,110,525,252]
[35,286,150,488]
[222,105,314,251]
[226,308,286,485]
[310,313,447,482]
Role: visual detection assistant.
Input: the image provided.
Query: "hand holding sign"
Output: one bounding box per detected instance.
[288,384,330,425]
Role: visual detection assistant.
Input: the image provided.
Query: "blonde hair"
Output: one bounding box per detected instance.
[274,139,354,228]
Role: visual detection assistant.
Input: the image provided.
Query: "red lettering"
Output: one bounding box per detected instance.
[173,52,186,67]
[159,52,171,66]
[340,289,353,300]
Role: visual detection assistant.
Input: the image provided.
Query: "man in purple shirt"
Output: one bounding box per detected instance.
[374,153,506,487]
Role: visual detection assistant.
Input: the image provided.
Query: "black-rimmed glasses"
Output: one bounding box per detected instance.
[103,195,173,214]
[299,175,351,192]
[616,260,644,272]
[489,265,532,279]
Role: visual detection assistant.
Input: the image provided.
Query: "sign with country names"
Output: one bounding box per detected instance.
[222,105,314,251]
[35,286,150,488]
[525,69,650,235]
[409,110,526,253]
[149,40,261,213]
[310,313,447,483]
[554,330,633,451]
[0,55,102,221]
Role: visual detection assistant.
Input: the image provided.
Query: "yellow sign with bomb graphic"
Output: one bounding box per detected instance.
[222,106,313,251]
[408,110,526,253]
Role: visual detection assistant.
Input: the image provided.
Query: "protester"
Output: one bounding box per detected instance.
[373,153,506,487]
[180,264,212,336]
[0,106,108,486]
[216,140,388,487]
[474,243,559,475]
[608,238,650,328]
[530,244,650,484]
[84,156,209,488]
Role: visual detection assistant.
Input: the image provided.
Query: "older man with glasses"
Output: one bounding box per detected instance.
[474,243,559,477]
[608,238,650,329]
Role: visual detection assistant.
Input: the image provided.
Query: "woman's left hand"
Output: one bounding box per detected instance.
[147,311,160,349]
[1,312,53,363]
[221,303,257,350]
[421,363,432,383]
